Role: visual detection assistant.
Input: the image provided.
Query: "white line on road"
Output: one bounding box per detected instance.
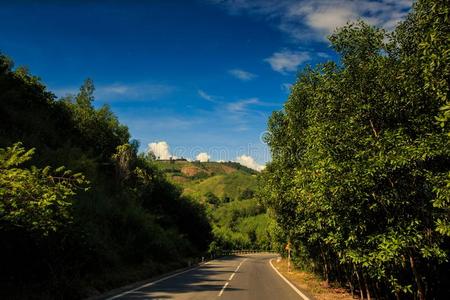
[106,265,201,299]
[269,258,310,300]
[218,282,229,297]
[218,257,247,297]
[235,258,247,272]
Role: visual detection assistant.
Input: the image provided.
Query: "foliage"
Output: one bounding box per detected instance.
[155,160,269,253]
[0,56,212,299]
[155,159,270,254]
[0,143,87,235]
[209,198,272,251]
[261,1,450,299]
[205,191,220,205]
[239,188,255,200]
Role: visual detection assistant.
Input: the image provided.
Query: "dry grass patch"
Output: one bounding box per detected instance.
[273,258,354,300]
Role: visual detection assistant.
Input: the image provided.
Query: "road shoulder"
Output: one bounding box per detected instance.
[271,258,353,300]
[269,258,315,300]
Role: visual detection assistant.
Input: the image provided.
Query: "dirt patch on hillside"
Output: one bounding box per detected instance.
[220,165,236,174]
[181,166,204,177]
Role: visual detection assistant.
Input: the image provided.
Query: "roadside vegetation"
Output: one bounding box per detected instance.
[273,258,354,300]
[0,53,269,298]
[0,60,211,299]
[260,0,450,299]
[2,0,449,299]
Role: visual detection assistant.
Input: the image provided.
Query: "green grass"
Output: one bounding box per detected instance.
[154,160,258,201]
[183,172,257,200]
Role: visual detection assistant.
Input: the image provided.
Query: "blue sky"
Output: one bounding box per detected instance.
[0,0,412,170]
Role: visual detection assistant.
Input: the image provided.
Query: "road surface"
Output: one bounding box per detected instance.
[104,253,309,300]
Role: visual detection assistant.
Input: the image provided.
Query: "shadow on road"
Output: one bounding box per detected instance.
[116,258,245,299]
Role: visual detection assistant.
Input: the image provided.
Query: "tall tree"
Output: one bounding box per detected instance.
[261,1,450,298]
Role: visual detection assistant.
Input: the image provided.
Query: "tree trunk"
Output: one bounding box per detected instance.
[362,272,371,300]
[348,279,355,298]
[354,264,364,300]
[373,281,381,300]
[409,253,425,300]
[320,246,330,286]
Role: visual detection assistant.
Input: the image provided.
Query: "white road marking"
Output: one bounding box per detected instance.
[218,282,229,297]
[106,265,201,299]
[218,257,247,297]
[269,258,310,300]
[235,258,247,272]
[109,257,248,299]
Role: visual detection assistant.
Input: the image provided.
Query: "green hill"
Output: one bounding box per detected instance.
[154,160,272,251]
[154,160,258,202]
[184,172,257,200]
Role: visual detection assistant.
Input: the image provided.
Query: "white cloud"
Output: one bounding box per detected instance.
[196,152,210,162]
[51,87,78,97]
[213,0,413,42]
[228,69,257,81]
[317,52,330,58]
[52,82,175,101]
[227,98,260,112]
[147,141,176,160]
[198,89,215,102]
[305,7,356,35]
[264,50,310,74]
[236,155,265,171]
[96,83,174,100]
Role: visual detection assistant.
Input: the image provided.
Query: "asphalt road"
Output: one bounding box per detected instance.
[105,253,308,300]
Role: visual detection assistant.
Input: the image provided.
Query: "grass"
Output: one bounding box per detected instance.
[183,172,257,199]
[154,160,258,201]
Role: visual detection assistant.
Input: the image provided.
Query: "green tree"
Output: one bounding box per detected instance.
[205,191,220,205]
[261,1,450,298]
[239,188,254,200]
[0,143,87,235]
[0,52,213,299]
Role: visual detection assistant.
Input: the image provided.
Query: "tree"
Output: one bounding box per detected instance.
[62,78,130,162]
[261,1,450,298]
[0,143,87,235]
[239,188,254,200]
[0,52,214,298]
[76,78,95,108]
[205,191,220,205]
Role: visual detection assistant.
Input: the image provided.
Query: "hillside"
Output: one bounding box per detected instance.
[154,160,258,202]
[154,160,272,251]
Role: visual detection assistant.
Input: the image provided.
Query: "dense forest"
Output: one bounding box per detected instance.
[0,56,212,299]
[261,0,449,299]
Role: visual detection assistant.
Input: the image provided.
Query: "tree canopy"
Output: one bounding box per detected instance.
[0,54,212,299]
[260,1,450,299]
